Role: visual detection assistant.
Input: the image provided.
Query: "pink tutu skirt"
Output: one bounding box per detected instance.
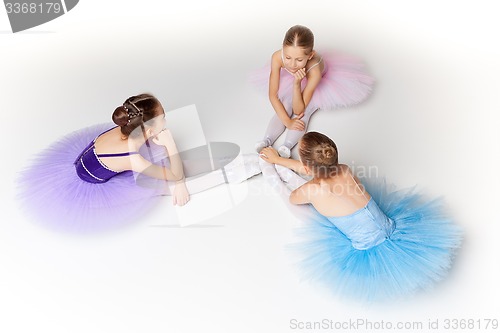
[250,51,374,110]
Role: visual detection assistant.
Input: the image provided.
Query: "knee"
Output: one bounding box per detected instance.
[299,110,317,125]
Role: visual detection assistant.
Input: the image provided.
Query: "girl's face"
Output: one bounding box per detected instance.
[145,113,166,139]
[282,45,314,73]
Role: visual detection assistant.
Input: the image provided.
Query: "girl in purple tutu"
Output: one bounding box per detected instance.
[254,25,374,158]
[17,94,260,231]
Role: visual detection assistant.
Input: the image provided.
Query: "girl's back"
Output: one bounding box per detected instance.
[94,127,135,172]
[308,164,371,217]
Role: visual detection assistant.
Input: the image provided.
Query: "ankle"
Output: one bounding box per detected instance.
[278,145,291,158]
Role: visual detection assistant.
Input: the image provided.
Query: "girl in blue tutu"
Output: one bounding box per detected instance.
[18,94,260,231]
[260,131,462,301]
[253,25,374,158]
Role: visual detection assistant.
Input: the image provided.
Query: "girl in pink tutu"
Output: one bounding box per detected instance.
[254,25,374,158]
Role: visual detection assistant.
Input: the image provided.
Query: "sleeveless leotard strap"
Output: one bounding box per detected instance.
[91,126,139,158]
[347,168,370,203]
[97,152,139,158]
[306,57,323,73]
[73,126,141,184]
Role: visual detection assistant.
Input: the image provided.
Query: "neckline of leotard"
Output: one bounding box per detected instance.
[93,126,139,158]
[87,126,140,174]
[280,48,323,75]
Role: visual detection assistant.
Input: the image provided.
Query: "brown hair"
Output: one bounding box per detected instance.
[283,25,314,54]
[299,132,339,179]
[112,93,164,138]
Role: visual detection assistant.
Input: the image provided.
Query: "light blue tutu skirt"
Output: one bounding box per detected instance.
[292,179,462,301]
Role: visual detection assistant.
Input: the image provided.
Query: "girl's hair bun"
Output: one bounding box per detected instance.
[315,145,335,164]
[112,106,129,127]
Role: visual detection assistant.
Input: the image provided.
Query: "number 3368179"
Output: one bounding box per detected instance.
[5,2,62,14]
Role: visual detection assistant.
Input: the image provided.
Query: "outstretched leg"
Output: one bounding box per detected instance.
[275,164,309,191]
[258,158,293,198]
[174,153,261,194]
[138,145,261,196]
[259,158,314,219]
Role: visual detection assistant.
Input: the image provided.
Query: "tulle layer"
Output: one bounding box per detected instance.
[250,51,374,110]
[16,124,163,232]
[292,179,462,301]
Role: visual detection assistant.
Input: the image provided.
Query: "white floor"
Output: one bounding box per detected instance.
[1,1,499,332]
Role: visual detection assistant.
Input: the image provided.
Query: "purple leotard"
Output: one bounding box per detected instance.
[17,124,161,231]
[74,127,138,184]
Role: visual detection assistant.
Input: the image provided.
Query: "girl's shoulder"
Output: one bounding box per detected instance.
[305,51,324,73]
[309,50,322,60]
[271,49,282,63]
[303,179,323,195]
[270,49,284,72]
[338,163,351,172]
[94,126,122,145]
[297,180,322,204]
[94,127,130,154]
[334,164,353,179]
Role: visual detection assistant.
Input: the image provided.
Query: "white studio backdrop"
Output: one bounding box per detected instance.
[1,1,499,333]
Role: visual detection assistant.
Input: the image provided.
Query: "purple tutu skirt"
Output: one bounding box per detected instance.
[16,123,163,232]
[250,51,374,110]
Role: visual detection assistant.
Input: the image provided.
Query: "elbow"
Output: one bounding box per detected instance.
[268,88,279,101]
[290,188,308,205]
[289,193,299,205]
